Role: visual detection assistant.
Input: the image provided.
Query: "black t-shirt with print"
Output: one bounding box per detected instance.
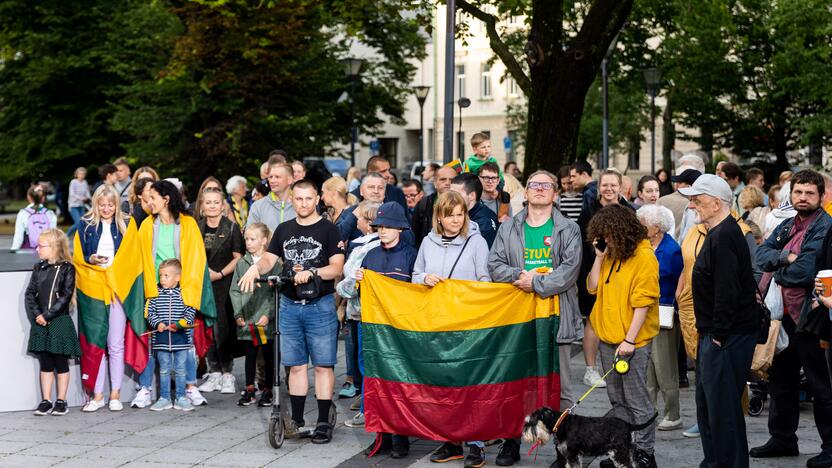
[268,217,345,300]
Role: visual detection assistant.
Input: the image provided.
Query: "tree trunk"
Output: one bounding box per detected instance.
[662,95,674,171]
[522,0,633,178]
[700,126,714,162]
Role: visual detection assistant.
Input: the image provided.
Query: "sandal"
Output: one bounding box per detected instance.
[311,422,333,444]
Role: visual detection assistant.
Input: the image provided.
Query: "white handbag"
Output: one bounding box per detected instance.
[659,305,675,330]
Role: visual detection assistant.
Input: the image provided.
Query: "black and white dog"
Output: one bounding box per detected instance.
[521,407,658,468]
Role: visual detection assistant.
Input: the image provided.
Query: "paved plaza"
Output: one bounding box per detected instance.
[0,342,822,468]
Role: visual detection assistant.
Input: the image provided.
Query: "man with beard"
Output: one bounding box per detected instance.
[753,170,832,468]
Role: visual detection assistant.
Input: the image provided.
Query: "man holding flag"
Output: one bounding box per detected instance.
[488,170,583,466]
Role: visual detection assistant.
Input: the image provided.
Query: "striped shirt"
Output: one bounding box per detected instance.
[147,286,196,351]
[558,192,583,222]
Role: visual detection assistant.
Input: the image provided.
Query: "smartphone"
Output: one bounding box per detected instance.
[594,238,607,253]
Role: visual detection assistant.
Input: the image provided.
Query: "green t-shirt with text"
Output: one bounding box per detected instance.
[524,218,554,271]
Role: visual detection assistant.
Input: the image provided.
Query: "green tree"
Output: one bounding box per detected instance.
[450,0,633,176]
[0,1,129,182]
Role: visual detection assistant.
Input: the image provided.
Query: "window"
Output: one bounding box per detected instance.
[507,77,519,97]
[481,63,492,98]
[456,64,466,99]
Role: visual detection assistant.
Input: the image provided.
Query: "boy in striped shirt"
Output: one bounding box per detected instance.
[147,259,196,412]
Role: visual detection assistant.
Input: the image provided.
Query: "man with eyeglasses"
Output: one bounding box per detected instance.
[479,161,513,223]
[402,179,424,221]
[488,170,583,467]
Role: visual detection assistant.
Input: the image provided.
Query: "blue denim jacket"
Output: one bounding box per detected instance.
[78,217,131,263]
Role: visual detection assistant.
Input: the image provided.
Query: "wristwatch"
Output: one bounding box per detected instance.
[308,267,318,276]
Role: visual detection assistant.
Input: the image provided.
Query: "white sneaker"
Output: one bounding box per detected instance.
[198,372,222,392]
[82,399,106,412]
[131,387,152,409]
[186,387,208,406]
[220,373,236,394]
[658,417,683,431]
[583,366,607,388]
[109,399,123,411]
[344,412,365,428]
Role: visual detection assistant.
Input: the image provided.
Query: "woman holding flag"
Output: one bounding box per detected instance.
[131,180,216,409]
[74,185,147,412]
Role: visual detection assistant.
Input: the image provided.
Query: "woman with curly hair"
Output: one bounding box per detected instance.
[587,204,660,468]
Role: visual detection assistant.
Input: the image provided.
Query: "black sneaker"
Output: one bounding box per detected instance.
[238,388,257,406]
[430,442,464,462]
[807,452,832,468]
[464,445,485,468]
[749,439,800,458]
[33,400,52,416]
[52,399,68,416]
[391,436,410,459]
[495,439,520,466]
[364,433,392,457]
[257,389,273,407]
[634,449,657,468]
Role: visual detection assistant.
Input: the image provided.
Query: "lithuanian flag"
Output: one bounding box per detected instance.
[249,324,268,346]
[74,219,147,393]
[443,159,463,174]
[361,270,560,442]
[138,214,217,358]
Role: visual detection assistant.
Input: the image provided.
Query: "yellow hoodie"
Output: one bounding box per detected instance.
[588,239,660,348]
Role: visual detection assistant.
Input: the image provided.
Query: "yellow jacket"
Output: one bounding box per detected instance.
[588,239,659,347]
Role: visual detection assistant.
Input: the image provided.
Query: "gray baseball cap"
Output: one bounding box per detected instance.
[678,174,733,203]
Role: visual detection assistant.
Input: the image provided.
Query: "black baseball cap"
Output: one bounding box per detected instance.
[671,169,702,185]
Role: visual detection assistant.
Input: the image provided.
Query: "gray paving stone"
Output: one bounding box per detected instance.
[199,450,282,467]
[19,442,97,458]
[71,444,156,464]
[138,447,223,465]
[55,430,129,446]
[0,429,67,443]
[0,453,64,467]
[0,440,35,455]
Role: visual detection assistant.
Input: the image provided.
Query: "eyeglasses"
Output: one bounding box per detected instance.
[527,181,555,191]
[404,193,421,199]
[479,176,500,182]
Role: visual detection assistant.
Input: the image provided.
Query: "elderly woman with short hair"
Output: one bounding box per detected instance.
[637,204,683,432]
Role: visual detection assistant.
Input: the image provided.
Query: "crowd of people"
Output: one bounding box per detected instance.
[14,133,832,468]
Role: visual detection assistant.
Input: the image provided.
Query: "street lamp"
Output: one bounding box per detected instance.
[413,86,430,163]
[342,57,365,168]
[457,97,471,160]
[643,67,662,174]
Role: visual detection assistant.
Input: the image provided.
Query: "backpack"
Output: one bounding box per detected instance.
[24,207,50,249]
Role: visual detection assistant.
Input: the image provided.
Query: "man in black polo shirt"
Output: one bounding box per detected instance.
[681,174,758,468]
[238,179,345,444]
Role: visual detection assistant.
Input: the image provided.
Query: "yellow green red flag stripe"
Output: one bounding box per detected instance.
[361,271,561,442]
[73,219,147,393]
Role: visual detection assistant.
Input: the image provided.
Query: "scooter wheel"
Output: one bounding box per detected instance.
[748,396,764,417]
[269,414,284,449]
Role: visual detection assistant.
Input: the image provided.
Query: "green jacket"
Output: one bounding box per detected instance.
[230,253,280,341]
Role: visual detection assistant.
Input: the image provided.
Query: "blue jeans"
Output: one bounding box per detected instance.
[66,206,85,238]
[139,347,196,388]
[279,295,338,367]
[157,349,187,400]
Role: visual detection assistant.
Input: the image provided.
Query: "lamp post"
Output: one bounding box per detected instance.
[643,67,661,174]
[442,0,457,164]
[413,86,430,163]
[457,97,471,160]
[342,57,364,168]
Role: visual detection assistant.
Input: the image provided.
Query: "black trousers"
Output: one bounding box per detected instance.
[768,315,832,452]
[349,320,363,392]
[696,333,756,468]
[38,352,69,374]
[244,341,275,389]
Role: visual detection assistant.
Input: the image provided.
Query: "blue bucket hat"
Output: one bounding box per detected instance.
[371,202,410,230]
